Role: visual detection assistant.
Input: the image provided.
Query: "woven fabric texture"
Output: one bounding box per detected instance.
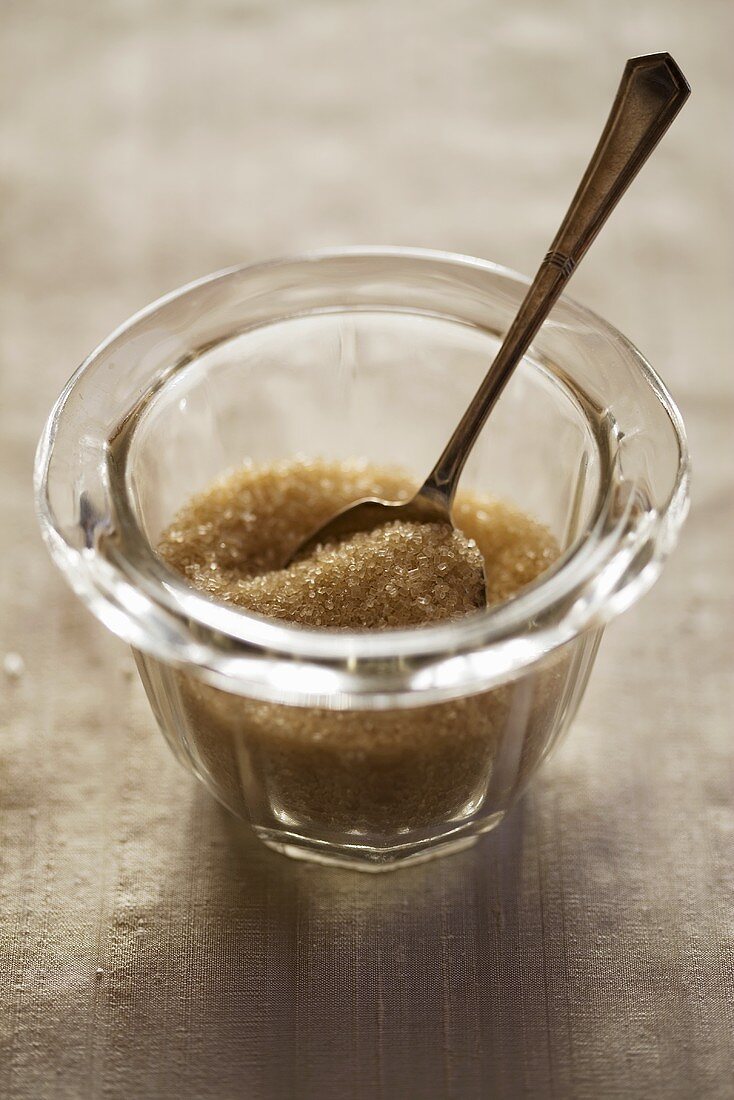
[1,2,732,1097]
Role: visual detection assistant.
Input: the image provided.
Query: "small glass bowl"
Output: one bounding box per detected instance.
[35,249,689,870]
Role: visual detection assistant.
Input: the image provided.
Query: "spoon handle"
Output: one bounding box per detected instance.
[421,53,690,512]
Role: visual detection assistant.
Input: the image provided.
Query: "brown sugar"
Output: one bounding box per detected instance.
[156,458,565,840]
[158,458,558,621]
[193,519,485,629]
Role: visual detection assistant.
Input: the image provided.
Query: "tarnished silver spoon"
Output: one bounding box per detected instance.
[287,53,690,603]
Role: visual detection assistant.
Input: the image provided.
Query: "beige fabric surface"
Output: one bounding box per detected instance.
[1,2,732,1098]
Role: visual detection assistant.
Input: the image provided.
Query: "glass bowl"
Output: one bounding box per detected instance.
[35,249,690,870]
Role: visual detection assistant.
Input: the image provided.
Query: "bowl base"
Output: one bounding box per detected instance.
[254,813,504,872]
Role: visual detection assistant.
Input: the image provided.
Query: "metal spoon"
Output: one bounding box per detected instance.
[287,53,690,602]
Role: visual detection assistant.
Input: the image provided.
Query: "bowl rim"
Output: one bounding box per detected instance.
[34,247,690,706]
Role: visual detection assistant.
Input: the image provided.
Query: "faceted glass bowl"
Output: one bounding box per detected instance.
[35,249,689,870]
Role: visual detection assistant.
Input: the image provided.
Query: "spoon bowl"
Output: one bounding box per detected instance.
[290,492,490,599]
[294,494,450,553]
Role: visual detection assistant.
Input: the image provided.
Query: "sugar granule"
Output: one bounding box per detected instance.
[158,458,558,627]
[155,458,564,835]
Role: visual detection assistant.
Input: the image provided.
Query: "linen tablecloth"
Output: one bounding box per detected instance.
[1,2,732,1097]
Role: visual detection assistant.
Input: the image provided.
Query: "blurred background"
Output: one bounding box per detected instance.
[1,2,732,1098]
[2,0,730,404]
